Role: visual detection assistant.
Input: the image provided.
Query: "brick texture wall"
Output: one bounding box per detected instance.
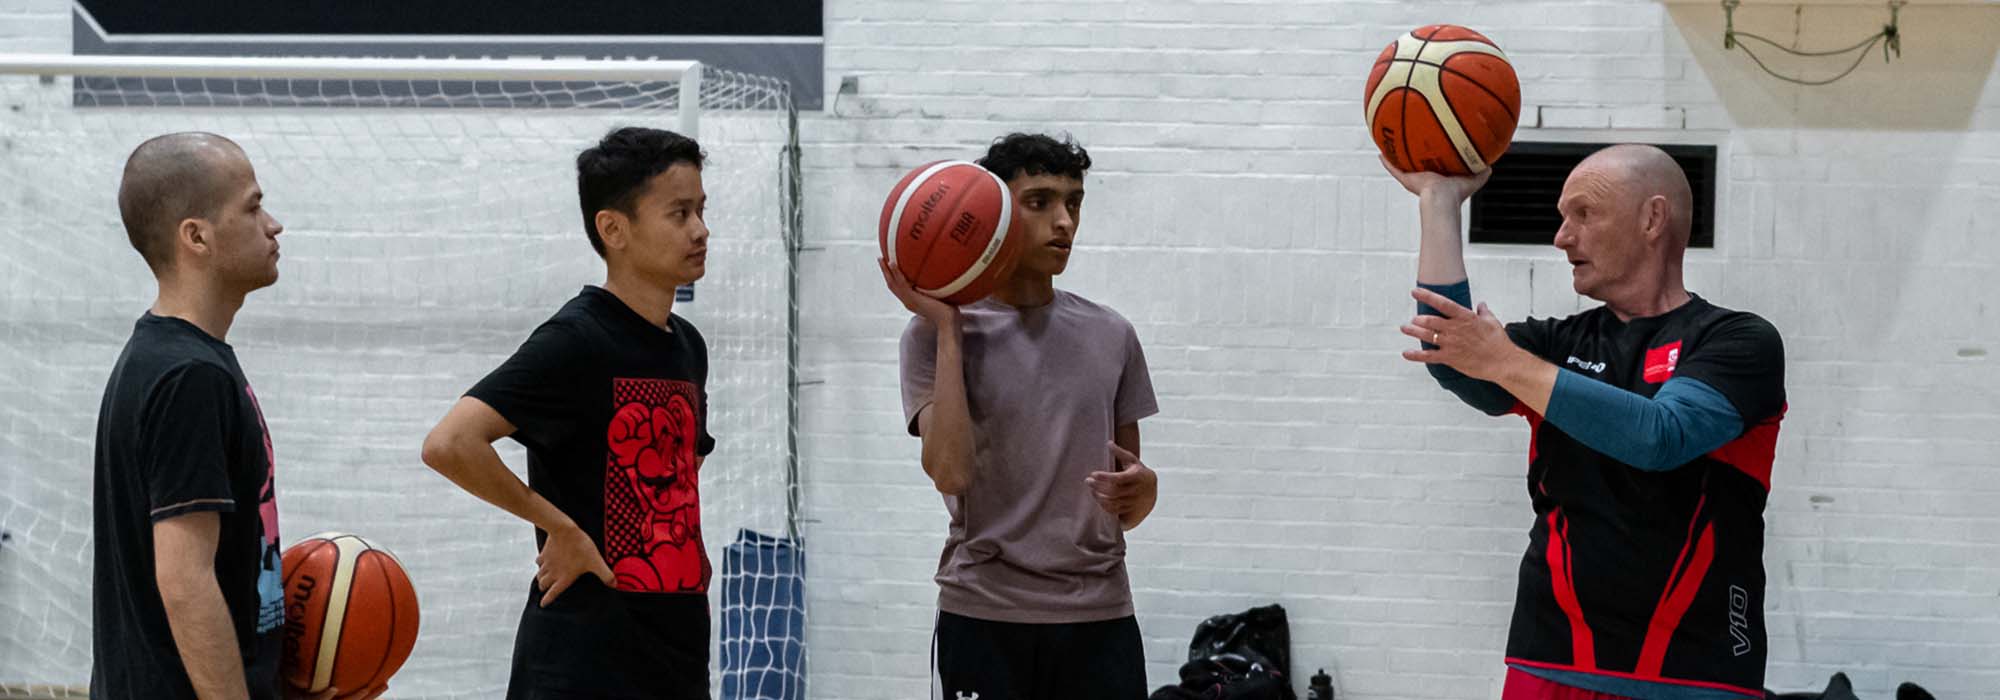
[2,1,1995,698]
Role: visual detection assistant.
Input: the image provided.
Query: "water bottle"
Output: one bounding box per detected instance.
[1307,668,1334,700]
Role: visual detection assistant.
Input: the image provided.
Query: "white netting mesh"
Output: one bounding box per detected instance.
[0,62,802,698]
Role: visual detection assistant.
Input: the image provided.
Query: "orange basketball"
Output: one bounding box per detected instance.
[1366,25,1522,175]
[878,160,1024,305]
[280,533,420,694]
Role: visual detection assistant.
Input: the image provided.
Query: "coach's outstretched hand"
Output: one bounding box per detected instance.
[1401,288,1519,381]
[879,257,959,328]
[1380,155,1491,203]
[536,523,615,607]
[1089,443,1158,530]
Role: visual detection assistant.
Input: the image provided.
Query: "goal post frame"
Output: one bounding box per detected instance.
[0,53,705,138]
[0,51,806,694]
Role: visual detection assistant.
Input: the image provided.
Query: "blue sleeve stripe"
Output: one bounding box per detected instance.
[1545,372,1744,471]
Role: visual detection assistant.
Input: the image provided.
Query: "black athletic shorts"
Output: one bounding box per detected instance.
[931,610,1146,700]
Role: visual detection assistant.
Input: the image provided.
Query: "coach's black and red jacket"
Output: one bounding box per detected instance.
[1495,296,1785,697]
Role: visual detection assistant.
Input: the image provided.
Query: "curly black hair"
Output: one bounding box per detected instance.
[976,132,1091,182]
[575,126,705,257]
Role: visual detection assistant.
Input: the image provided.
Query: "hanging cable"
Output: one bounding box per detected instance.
[1721,0,1904,86]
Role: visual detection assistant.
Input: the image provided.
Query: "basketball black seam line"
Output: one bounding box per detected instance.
[357,554,396,688]
[908,174,977,291]
[280,540,317,595]
[1433,75,1477,173]
[1377,36,1495,67]
[1395,62,1518,169]
[1435,60,1520,123]
[905,175,956,285]
[1388,56,1517,123]
[282,541,331,675]
[1399,32,1432,171]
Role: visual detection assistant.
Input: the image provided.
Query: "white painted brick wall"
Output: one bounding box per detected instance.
[3,1,1998,699]
[803,2,2000,700]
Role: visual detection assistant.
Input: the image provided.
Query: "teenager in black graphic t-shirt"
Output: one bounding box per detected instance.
[421,127,718,699]
[1387,145,1785,700]
[94,133,374,700]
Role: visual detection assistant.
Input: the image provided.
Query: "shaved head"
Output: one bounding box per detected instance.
[117,132,249,271]
[1574,144,1694,248]
[1553,144,1700,308]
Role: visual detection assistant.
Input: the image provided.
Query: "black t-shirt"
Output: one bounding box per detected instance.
[1500,295,1785,696]
[468,286,718,699]
[92,313,284,699]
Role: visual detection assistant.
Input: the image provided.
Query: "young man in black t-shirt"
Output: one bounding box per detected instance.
[421,127,719,699]
[93,133,375,700]
[1388,145,1785,700]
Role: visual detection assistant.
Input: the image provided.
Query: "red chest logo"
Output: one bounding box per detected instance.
[1644,341,1683,384]
[602,377,710,594]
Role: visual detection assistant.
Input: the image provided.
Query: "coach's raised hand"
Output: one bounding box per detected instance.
[1382,155,1492,288]
[1381,155,1491,203]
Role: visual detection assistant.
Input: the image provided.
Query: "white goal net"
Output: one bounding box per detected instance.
[0,55,803,698]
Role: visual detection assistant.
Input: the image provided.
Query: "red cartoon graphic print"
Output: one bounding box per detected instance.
[603,378,710,594]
